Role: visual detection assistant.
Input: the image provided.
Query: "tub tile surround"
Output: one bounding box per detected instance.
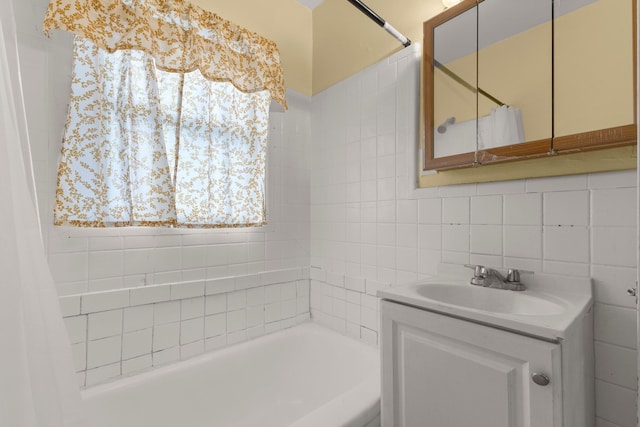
[62,268,311,386]
[310,46,638,427]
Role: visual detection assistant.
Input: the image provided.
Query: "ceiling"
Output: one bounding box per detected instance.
[297,0,324,10]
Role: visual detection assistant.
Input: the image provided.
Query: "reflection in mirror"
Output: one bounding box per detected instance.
[477,0,552,155]
[432,6,477,159]
[428,0,554,168]
[424,0,635,173]
[554,0,635,147]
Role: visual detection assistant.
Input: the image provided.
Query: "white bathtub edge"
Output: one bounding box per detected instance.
[81,321,382,427]
[288,375,381,427]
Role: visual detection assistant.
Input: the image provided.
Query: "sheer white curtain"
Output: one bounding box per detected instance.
[0,1,85,426]
[44,0,285,229]
[53,37,271,228]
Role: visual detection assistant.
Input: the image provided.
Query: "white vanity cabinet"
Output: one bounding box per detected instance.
[380,299,593,427]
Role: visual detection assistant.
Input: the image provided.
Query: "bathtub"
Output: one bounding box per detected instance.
[82,322,381,427]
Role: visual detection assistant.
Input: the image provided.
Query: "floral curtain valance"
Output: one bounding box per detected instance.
[42,0,287,108]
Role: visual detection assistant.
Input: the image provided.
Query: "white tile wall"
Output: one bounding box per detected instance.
[544,190,590,226]
[310,45,638,427]
[504,193,542,225]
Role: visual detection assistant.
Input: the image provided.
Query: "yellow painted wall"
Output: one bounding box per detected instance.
[192,0,443,96]
[478,23,553,141]
[191,0,314,96]
[312,0,444,94]
[419,146,637,187]
[554,0,634,136]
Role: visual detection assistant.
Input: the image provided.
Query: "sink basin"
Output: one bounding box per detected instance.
[378,264,593,340]
[415,283,566,316]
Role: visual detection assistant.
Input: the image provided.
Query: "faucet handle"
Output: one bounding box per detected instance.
[506,268,533,283]
[464,264,486,277]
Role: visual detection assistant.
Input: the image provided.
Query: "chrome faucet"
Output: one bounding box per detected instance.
[464,264,531,291]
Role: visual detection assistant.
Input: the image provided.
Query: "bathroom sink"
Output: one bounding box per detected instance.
[378,264,593,340]
[415,283,566,316]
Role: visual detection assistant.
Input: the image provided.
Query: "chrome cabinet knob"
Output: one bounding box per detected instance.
[531,373,550,386]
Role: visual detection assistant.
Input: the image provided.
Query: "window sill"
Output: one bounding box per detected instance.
[55,223,274,238]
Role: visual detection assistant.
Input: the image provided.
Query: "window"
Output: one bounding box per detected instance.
[43,0,286,228]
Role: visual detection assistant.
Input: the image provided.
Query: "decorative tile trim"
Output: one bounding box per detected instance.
[61,268,307,315]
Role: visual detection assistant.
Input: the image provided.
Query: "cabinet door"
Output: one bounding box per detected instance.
[381,300,562,427]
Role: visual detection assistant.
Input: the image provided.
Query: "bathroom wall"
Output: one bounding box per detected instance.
[14,0,312,386]
[12,1,639,424]
[309,45,638,427]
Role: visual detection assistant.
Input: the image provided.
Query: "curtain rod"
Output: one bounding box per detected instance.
[346,0,411,47]
[434,59,505,107]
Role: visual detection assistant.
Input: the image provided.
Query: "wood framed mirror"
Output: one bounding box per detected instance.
[423,0,636,172]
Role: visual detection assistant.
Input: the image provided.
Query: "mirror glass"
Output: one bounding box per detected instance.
[423,0,637,182]
[425,0,636,172]
[428,0,554,167]
[554,0,635,139]
[432,6,478,159]
[476,0,552,155]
